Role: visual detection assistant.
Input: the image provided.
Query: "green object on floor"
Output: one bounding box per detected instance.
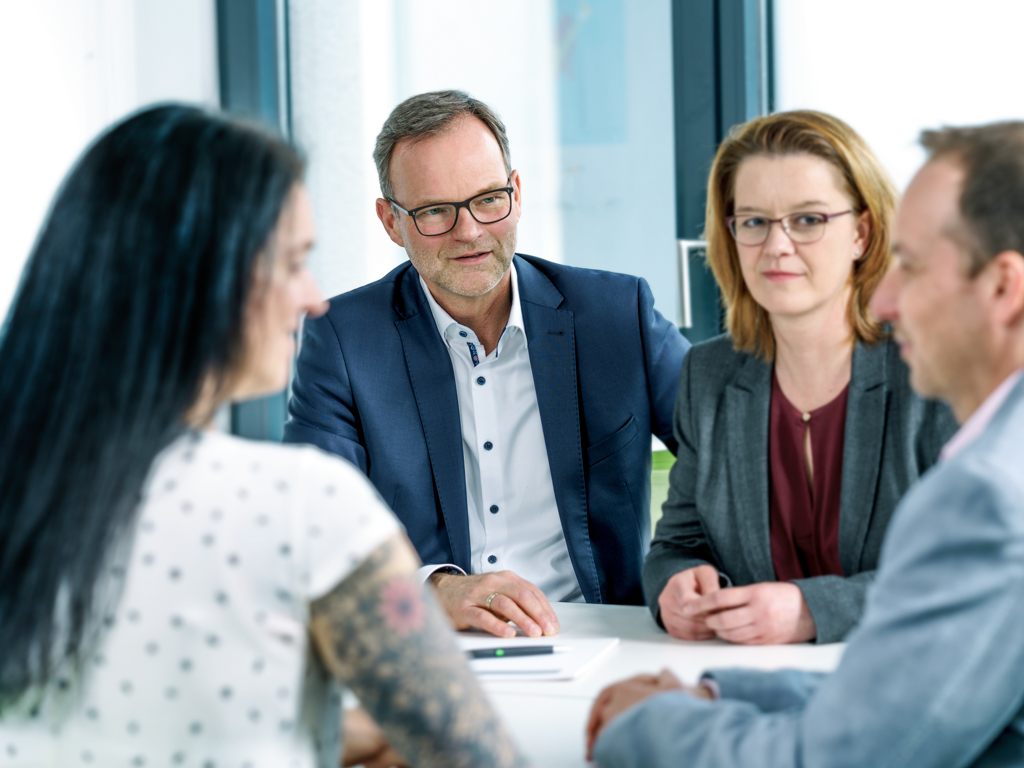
[650,450,676,533]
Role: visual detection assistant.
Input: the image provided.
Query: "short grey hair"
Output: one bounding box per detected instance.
[373,90,512,202]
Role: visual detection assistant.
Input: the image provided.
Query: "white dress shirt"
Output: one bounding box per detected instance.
[414,264,584,603]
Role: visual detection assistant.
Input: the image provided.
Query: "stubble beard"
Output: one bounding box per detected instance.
[411,227,518,299]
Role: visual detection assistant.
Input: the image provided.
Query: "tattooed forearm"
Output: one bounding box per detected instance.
[310,533,532,768]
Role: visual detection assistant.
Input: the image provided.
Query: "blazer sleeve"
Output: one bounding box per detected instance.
[283,312,368,472]
[704,668,828,713]
[642,349,722,621]
[790,572,875,644]
[592,670,828,768]
[638,277,690,456]
[595,460,1024,768]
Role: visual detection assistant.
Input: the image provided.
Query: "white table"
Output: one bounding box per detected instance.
[482,603,845,767]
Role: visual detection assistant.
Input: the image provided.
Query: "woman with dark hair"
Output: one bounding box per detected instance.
[642,110,957,646]
[0,105,529,768]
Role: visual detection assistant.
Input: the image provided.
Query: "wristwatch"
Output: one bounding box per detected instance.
[433,566,463,576]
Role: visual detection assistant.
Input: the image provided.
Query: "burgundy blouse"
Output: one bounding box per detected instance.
[768,373,849,581]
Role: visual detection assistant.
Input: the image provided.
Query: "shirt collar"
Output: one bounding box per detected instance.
[418,261,527,353]
[940,367,1024,462]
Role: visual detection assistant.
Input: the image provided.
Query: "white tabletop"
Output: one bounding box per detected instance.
[482,602,845,767]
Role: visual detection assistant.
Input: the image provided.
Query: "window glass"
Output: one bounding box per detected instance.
[774,0,1024,190]
[291,0,678,320]
[557,0,677,320]
[0,0,218,322]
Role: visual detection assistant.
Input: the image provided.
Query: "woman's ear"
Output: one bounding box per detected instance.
[854,210,872,260]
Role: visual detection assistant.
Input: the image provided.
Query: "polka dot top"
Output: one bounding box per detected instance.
[0,431,400,768]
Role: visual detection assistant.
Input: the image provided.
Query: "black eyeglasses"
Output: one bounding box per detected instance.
[726,210,853,246]
[387,180,514,237]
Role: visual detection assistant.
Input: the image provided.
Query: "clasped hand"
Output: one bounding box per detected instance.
[429,569,560,638]
[585,669,712,760]
[658,565,816,644]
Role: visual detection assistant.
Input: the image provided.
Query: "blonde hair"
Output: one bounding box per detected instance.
[705,110,898,360]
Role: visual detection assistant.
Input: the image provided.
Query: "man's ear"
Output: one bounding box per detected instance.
[986,250,1024,327]
[509,169,523,222]
[376,198,405,248]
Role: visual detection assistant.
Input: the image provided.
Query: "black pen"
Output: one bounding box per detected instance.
[467,645,571,659]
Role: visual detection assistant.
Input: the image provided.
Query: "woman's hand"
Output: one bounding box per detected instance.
[657,565,722,640]
[683,582,817,644]
[585,669,710,760]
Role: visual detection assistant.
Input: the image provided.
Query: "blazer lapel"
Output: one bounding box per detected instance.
[724,355,776,582]
[393,268,471,569]
[516,258,603,603]
[837,340,887,576]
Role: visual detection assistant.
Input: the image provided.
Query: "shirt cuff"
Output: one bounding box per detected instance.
[698,674,721,700]
[417,564,466,583]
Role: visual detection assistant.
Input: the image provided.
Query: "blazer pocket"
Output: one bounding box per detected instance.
[587,416,639,466]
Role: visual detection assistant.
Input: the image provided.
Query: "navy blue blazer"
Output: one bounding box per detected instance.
[283,254,689,604]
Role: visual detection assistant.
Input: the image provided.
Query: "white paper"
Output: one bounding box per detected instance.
[457,636,620,681]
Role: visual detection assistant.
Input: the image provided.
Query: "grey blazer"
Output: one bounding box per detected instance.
[596,372,1024,768]
[643,334,957,643]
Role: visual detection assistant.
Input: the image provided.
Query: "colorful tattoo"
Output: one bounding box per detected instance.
[378,578,426,636]
[310,534,531,768]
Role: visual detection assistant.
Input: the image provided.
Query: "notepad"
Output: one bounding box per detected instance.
[457,636,619,681]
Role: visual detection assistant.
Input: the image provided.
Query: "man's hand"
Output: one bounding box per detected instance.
[342,706,410,768]
[585,669,709,759]
[683,581,816,644]
[428,570,559,638]
[657,565,722,640]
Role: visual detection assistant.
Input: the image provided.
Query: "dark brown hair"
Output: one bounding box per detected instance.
[921,122,1024,275]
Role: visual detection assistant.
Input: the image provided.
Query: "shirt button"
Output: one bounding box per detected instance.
[489,505,499,514]
[483,441,493,451]
[487,555,497,564]
[476,376,486,385]
[459,330,468,337]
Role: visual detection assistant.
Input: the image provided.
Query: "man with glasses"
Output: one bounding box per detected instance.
[587,121,1024,768]
[285,90,689,637]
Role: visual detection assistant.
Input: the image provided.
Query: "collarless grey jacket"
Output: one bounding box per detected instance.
[643,334,957,643]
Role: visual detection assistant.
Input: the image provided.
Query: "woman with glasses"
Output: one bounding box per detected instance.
[0,105,530,768]
[643,110,956,645]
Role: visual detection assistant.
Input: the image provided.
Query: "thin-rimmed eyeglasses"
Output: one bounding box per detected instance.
[727,210,853,246]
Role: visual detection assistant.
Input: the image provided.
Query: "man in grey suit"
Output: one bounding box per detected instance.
[586,121,1024,767]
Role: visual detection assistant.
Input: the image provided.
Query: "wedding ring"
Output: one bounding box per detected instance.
[485,592,500,610]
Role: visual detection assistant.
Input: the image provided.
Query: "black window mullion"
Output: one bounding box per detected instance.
[216,0,290,441]
[671,0,772,344]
